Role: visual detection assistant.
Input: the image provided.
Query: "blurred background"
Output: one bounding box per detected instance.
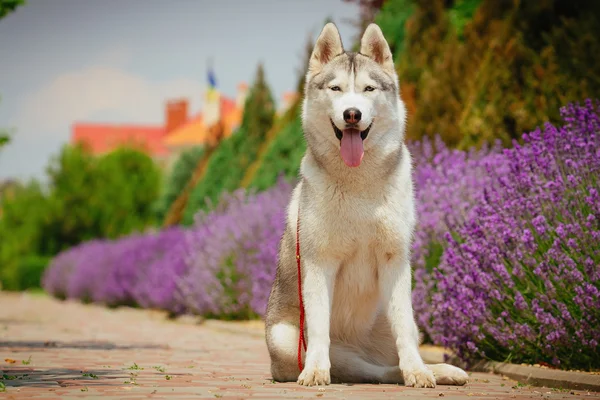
[0,0,599,370]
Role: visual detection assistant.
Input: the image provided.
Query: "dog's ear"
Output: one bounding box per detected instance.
[360,23,394,74]
[308,22,344,74]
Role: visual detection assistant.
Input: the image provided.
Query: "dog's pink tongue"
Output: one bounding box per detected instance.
[340,129,364,167]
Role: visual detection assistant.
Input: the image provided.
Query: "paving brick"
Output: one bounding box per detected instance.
[1,292,599,399]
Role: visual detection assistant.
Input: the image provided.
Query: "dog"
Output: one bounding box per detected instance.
[264,22,469,388]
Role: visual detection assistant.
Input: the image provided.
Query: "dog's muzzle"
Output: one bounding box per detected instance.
[330,119,372,141]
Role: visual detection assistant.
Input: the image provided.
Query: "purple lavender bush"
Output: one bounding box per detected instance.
[43,100,599,370]
[42,177,292,318]
[426,100,600,369]
[409,137,508,335]
[42,227,190,313]
[177,177,291,318]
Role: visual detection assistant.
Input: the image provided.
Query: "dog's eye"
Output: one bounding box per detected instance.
[330,86,341,92]
[364,86,376,92]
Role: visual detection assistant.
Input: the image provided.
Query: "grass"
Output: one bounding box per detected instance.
[24,288,46,296]
[126,362,144,370]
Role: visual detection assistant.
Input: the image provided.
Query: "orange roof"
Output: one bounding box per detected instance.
[72,123,168,157]
[163,114,207,148]
[164,96,242,148]
[221,96,237,116]
[223,107,242,137]
[72,93,244,158]
[221,96,242,137]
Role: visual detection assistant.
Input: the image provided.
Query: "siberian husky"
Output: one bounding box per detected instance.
[264,22,468,388]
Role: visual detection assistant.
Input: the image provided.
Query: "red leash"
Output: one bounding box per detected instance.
[296,207,307,371]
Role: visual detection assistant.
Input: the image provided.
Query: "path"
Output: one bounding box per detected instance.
[0,292,598,399]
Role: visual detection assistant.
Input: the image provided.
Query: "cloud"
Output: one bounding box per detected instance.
[1,66,204,181]
[11,66,204,137]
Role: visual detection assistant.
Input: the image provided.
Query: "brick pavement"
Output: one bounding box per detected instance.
[1,292,598,399]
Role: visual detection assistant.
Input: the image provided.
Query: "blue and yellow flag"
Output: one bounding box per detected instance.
[207,64,219,103]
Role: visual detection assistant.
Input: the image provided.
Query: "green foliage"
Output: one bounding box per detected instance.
[240,64,276,144]
[387,0,600,148]
[373,0,415,59]
[93,147,162,237]
[0,0,25,19]
[0,144,162,290]
[154,146,204,222]
[0,181,51,288]
[182,64,275,222]
[42,144,100,252]
[249,114,304,191]
[244,31,315,192]
[448,0,482,39]
[0,96,13,149]
[43,145,161,246]
[3,255,51,290]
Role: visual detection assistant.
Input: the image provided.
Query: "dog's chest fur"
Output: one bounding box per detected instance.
[293,144,415,341]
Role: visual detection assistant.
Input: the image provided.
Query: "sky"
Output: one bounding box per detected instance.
[0,0,359,182]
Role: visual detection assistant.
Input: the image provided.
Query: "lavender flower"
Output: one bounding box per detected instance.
[177,177,291,318]
[426,100,600,369]
[42,177,292,318]
[42,100,599,370]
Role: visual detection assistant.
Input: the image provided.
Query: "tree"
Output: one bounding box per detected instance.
[0,143,163,290]
[94,147,162,237]
[240,63,276,141]
[154,146,205,222]
[0,180,51,289]
[43,145,162,247]
[342,0,386,49]
[247,33,316,191]
[0,96,13,149]
[0,0,25,19]
[0,0,26,147]
[182,63,275,222]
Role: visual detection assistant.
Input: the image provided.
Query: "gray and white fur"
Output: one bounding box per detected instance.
[264,22,468,388]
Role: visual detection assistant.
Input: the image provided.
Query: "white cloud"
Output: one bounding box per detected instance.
[11,66,204,137]
[1,66,205,181]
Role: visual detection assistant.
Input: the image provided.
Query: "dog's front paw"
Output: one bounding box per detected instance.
[403,367,436,388]
[297,366,330,386]
[298,347,331,386]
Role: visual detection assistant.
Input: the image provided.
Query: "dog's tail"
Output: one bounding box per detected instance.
[427,363,469,385]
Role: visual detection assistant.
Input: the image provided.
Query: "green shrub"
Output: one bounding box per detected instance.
[182,64,275,222]
[0,144,162,290]
[154,146,204,222]
[248,114,304,191]
[95,147,162,237]
[243,32,313,192]
[2,255,51,291]
[373,0,415,60]
[0,181,51,287]
[43,145,161,246]
[448,0,482,39]
[385,0,600,148]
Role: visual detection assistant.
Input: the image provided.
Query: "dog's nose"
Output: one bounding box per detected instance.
[343,108,362,124]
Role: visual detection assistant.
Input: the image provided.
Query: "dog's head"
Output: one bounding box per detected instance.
[302,22,404,168]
